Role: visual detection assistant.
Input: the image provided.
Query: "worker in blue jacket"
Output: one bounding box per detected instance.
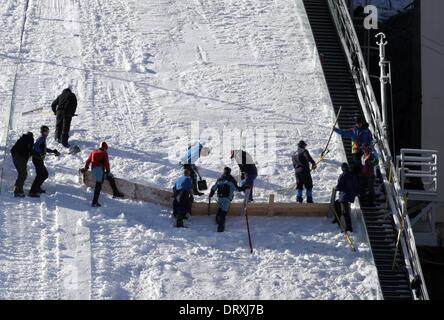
[333,115,373,167]
[29,126,60,197]
[179,142,210,196]
[172,168,194,228]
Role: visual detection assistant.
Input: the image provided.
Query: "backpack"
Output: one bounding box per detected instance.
[217,180,231,198]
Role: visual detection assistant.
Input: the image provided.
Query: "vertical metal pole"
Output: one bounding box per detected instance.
[376,32,389,134]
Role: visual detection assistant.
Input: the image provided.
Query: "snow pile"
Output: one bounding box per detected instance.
[0,0,380,299]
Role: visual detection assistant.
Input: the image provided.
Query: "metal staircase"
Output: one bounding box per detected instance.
[302,0,428,300]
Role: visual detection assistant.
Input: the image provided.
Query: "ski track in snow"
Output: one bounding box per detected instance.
[0,0,380,299]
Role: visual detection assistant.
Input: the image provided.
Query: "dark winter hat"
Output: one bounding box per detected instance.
[223,167,232,175]
[40,125,49,133]
[341,162,350,172]
[26,131,34,137]
[355,115,365,124]
[100,141,108,151]
[298,140,307,148]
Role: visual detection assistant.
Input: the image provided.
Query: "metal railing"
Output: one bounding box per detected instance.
[397,149,438,198]
[328,0,429,300]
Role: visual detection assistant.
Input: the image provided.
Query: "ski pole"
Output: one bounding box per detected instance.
[332,204,356,252]
[245,208,253,254]
[21,107,44,116]
[207,196,212,216]
[321,106,343,158]
[244,188,253,254]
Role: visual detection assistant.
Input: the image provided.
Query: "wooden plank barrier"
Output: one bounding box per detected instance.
[79,170,173,208]
[79,170,329,217]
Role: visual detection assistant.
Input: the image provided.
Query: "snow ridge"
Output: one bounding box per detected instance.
[0,0,30,192]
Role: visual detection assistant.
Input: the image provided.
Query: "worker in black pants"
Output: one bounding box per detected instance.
[29,126,60,197]
[51,87,77,148]
[10,132,34,197]
[334,163,359,233]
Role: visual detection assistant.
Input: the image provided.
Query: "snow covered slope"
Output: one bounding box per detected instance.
[0,0,380,299]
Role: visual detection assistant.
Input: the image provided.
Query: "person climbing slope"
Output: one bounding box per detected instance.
[29,126,60,197]
[179,142,210,196]
[209,167,238,232]
[231,149,257,202]
[81,142,124,207]
[292,140,317,203]
[334,163,359,233]
[362,143,379,207]
[51,86,77,148]
[10,132,34,197]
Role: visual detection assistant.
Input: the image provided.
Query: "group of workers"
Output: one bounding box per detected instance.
[171,114,378,234]
[173,146,258,232]
[9,86,378,235]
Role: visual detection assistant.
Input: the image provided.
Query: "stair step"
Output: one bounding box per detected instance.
[379,274,409,280]
[383,296,413,300]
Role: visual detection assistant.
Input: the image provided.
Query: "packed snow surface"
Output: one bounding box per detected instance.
[0,0,380,299]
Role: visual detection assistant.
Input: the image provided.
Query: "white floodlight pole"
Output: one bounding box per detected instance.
[376,32,390,136]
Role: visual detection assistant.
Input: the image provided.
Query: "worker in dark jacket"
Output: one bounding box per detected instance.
[209,167,239,232]
[10,132,34,197]
[231,149,257,202]
[81,142,124,207]
[51,87,77,148]
[173,168,194,228]
[334,163,359,233]
[29,126,60,197]
[292,140,317,203]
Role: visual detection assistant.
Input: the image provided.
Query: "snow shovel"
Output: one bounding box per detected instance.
[21,107,44,115]
[68,145,81,155]
[196,170,208,191]
[197,178,208,191]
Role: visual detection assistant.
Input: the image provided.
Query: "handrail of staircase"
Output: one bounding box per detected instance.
[327,0,429,300]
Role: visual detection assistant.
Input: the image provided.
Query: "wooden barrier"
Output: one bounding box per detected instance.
[193,195,329,217]
[79,170,173,208]
[79,170,329,217]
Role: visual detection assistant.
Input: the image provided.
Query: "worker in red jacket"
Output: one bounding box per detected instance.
[81,142,124,207]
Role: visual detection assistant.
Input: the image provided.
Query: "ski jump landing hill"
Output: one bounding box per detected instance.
[79,170,330,217]
[0,0,382,300]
